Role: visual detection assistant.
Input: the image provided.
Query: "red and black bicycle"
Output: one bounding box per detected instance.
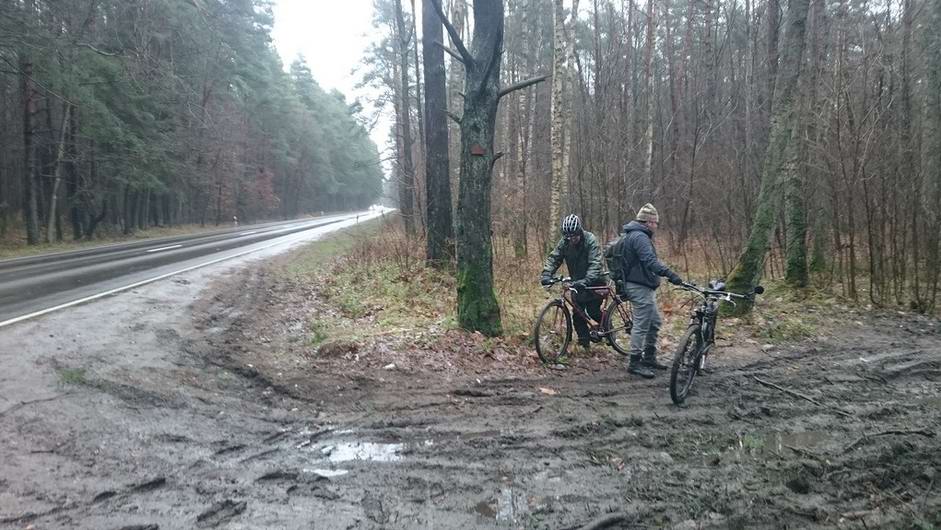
[532,276,633,364]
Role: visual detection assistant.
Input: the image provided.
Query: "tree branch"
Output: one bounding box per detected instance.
[436,41,465,64]
[73,42,120,57]
[429,0,473,65]
[490,151,505,169]
[499,74,551,99]
[446,111,462,124]
[753,376,853,417]
[478,25,504,95]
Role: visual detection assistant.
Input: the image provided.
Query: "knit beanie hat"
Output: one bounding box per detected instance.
[636,203,659,223]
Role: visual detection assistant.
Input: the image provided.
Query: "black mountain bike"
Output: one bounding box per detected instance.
[669,280,764,405]
[533,276,633,364]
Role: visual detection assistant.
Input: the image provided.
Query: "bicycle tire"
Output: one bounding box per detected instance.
[533,300,572,364]
[670,324,703,405]
[602,297,633,355]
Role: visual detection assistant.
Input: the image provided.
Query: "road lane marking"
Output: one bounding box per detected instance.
[145,244,183,253]
[0,212,381,329]
[238,231,258,235]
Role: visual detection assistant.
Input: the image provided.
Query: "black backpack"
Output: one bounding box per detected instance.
[604,235,627,283]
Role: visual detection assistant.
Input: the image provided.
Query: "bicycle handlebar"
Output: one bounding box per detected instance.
[676,282,763,303]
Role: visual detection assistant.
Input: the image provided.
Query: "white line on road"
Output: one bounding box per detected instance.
[238,231,258,235]
[145,244,183,253]
[0,213,378,329]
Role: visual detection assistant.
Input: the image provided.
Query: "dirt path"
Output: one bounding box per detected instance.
[1,254,939,529]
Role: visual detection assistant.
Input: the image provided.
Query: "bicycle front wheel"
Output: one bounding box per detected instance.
[533,300,572,364]
[670,324,703,405]
[602,297,633,355]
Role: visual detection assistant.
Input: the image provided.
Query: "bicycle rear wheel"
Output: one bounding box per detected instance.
[533,301,572,364]
[670,324,703,405]
[602,297,633,355]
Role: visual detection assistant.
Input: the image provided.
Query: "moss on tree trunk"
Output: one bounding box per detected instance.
[725,0,811,314]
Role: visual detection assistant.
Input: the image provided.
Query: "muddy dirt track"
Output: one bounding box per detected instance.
[1,253,940,529]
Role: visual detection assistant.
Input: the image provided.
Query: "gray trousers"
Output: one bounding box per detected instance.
[623,282,661,358]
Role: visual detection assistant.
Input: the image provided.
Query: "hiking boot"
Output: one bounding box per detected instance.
[578,338,591,353]
[642,347,669,370]
[627,355,655,379]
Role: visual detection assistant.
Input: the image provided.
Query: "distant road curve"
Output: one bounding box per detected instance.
[0,210,383,327]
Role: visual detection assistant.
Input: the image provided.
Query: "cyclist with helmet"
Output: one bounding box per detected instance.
[540,214,606,351]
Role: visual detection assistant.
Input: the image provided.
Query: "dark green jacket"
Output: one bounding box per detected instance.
[541,230,605,285]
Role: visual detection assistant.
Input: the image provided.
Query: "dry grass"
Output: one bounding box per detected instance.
[275,218,863,373]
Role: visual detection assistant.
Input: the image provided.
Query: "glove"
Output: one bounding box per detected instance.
[571,280,587,291]
[668,274,684,286]
[540,276,553,286]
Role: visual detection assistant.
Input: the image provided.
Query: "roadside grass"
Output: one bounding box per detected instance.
[277,219,383,282]
[0,223,233,260]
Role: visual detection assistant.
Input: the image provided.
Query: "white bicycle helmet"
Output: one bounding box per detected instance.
[561,214,581,236]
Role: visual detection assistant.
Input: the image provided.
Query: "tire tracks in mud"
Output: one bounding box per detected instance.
[109,260,941,528]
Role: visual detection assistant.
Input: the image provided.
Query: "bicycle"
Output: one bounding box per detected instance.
[532,276,634,364]
[669,280,764,405]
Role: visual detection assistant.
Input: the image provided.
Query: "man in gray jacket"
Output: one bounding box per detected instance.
[612,204,684,378]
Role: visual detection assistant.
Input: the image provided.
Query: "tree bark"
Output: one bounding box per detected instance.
[725,0,811,312]
[641,0,656,193]
[549,0,577,248]
[21,58,41,245]
[46,103,72,244]
[447,0,467,209]
[423,0,455,265]
[454,0,505,335]
[925,0,941,306]
[433,0,525,336]
[394,0,417,235]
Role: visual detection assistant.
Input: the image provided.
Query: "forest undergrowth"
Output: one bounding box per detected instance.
[276,218,889,372]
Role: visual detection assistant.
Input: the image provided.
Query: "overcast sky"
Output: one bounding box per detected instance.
[270,0,392,165]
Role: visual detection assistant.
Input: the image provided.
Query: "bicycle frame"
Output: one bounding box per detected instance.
[547,277,623,338]
[677,282,760,360]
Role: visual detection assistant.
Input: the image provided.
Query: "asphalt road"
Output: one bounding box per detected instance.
[0,211,372,326]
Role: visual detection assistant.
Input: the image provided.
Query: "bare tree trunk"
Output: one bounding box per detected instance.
[641,0,655,193]
[66,105,83,240]
[394,0,417,235]
[450,0,506,335]
[21,57,40,245]
[725,0,811,312]
[432,0,545,335]
[423,0,455,265]
[447,0,467,208]
[561,0,578,214]
[45,103,72,244]
[549,0,576,248]
[924,0,941,307]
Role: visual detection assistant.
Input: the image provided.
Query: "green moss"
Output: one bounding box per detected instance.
[57,367,87,386]
[457,262,503,337]
[308,320,328,346]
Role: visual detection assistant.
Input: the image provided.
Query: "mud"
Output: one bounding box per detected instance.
[1,247,940,528]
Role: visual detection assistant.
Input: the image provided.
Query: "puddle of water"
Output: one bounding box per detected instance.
[727,431,834,459]
[321,442,405,463]
[303,468,349,478]
[310,438,435,463]
[474,500,497,518]
[473,487,521,523]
